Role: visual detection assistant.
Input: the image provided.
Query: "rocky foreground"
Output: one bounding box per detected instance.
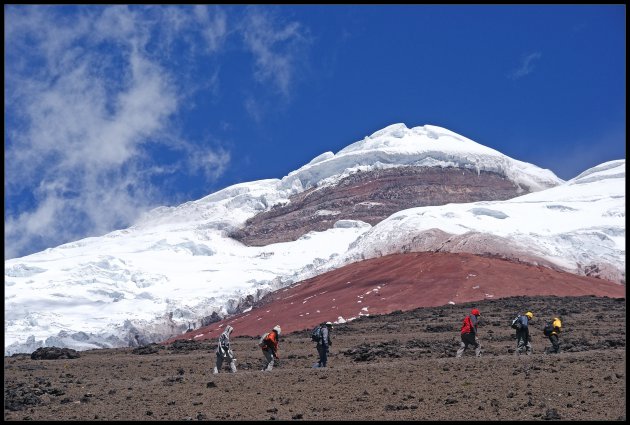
[4,295,626,421]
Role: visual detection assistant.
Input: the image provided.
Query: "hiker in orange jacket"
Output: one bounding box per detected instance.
[260,325,281,371]
[456,308,481,358]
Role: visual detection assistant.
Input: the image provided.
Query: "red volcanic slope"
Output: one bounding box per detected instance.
[164,252,625,344]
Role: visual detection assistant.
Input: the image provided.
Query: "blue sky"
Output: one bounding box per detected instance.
[4,4,625,259]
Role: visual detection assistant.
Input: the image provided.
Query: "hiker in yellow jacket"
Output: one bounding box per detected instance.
[547,317,562,354]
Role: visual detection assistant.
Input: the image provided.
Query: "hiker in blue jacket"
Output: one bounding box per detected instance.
[515,312,534,355]
[315,322,333,368]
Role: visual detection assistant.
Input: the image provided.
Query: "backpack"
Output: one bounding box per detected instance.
[311,325,322,342]
[219,333,229,350]
[461,315,473,334]
[510,315,523,331]
[543,322,554,336]
[258,332,270,348]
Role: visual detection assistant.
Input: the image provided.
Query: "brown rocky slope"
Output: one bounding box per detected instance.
[167,252,625,343]
[229,166,531,246]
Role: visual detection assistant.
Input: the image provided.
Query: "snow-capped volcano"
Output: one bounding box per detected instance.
[4,123,624,356]
[131,124,562,232]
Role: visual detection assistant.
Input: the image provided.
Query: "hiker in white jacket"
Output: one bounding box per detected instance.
[213,325,237,373]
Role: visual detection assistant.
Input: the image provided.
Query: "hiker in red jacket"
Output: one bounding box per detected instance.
[456,308,481,358]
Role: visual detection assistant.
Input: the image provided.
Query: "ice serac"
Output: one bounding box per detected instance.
[3,123,623,356]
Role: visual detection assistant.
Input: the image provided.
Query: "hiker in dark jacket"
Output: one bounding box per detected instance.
[260,325,281,372]
[213,325,237,373]
[515,312,534,355]
[456,308,481,357]
[315,322,333,368]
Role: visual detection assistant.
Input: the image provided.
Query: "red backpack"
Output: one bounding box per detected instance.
[460,315,473,334]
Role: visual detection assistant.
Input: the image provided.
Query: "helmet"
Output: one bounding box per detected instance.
[224,325,233,335]
[272,325,281,336]
[471,308,481,316]
[525,312,534,319]
[325,321,333,328]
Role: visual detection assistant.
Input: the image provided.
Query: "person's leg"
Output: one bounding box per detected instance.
[263,350,275,371]
[227,353,237,372]
[321,345,328,367]
[455,337,468,357]
[261,350,270,371]
[550,334,560,353]
[458,333,475,357]
[214,353,223,373]
[474,338,481,357]
[526,339,533,355]
[516,332,526,355]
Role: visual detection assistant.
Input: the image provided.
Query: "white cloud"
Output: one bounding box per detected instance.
[4,6,231,259]
[189,148,232,182]
[509,52,542,80]
[194,5,228,53]
[5,5,314,259]
[240,7,311,98]
[244,96,263,123]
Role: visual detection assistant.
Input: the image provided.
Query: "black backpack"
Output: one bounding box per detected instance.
[543,322,554,336]
[311,325,322,342]
[510,315,523,330]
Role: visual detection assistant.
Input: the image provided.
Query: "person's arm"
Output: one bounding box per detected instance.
[273,337,279,358]
[217,337,225,355]
[527,325,531,340]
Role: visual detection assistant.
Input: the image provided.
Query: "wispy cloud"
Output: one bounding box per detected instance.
[4,5,232,259]
[5,5,312,259]
[194,5,228,53]
[509,52,542,80]
[240,7,311,99]
[244,96,263,123]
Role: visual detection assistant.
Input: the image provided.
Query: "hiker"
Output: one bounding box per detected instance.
[260,325,281,372]
[514,311,534,355]
[213,325,237,374]
[315,322,333,368]
[456,308,481,358]
[546,317,562,354]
